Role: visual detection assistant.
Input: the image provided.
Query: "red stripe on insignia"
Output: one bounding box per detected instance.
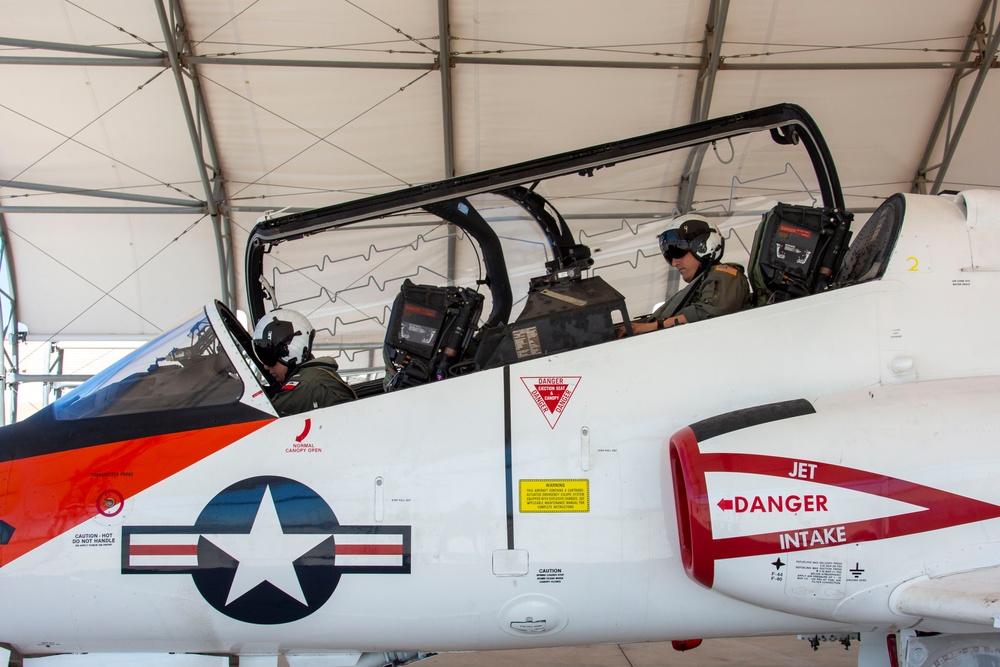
[336,544,404,556]
[129,544,199,556]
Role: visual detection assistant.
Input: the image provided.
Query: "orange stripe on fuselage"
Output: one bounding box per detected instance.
[0,418,273,566]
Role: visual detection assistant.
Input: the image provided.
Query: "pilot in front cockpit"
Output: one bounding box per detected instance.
[252,309,357,416]
[619,215,750,336]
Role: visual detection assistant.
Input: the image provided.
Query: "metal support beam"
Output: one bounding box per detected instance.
[912,0,998,193]
[438,0,458,284]
[187,56,434,70]
[911,0,1000,194]
[0,56,167,67]
[0,212,16,424]
[0,206,205,214]
[438,0,456,180]
[155,0,237,309]
[449,56,989,71]
[0,51,987,73]
[0,179,202,207]
[42,343,64,407]
[0,36,162,60]
[5,332,16,426]
[676,0,730,214]
[930,20,1000,194]
[4,54,986,71]
[1,30,985,75]
[12,373,90,384]
[189,50,238,309]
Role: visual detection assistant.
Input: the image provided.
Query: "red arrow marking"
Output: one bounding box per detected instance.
[669,426,1000,588]
[295,418,311,443]
[717,498,734,511]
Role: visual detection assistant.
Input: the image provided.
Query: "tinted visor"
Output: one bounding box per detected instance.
[253,319,295,367]
[658,229,692,261]
[253,341,283,367]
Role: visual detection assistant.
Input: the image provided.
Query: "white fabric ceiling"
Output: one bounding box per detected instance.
[1,0,998,344]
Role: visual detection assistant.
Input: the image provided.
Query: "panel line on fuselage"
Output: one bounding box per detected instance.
[504,365,515,549]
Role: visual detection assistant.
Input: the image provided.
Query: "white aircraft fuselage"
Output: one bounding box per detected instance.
[1,107,998,667]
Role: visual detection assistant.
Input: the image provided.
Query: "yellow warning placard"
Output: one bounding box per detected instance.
[519,479,590,513]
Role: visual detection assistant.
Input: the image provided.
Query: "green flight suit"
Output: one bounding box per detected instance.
[272,357,357,417]
[652,262,751,323]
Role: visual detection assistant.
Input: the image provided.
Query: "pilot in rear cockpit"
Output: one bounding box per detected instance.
[252,309,357,416]
[618,215,750,337]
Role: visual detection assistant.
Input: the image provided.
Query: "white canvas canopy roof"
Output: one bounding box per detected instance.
[1,0,998,415]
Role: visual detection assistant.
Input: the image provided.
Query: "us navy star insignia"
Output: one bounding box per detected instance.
[202,485,328,605]
[121,476,411,624]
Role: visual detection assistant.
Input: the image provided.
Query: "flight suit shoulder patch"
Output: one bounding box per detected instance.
[714,264,738,277]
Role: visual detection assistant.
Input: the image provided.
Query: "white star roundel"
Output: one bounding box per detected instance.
[122,476,410,624]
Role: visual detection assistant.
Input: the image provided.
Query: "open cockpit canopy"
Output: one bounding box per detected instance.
[246,104,856,385]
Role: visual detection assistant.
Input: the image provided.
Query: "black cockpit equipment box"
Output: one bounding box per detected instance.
[384,280,484,389]
[475,273,629,369]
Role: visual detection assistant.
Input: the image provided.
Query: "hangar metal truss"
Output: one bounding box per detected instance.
[1,0,998,422]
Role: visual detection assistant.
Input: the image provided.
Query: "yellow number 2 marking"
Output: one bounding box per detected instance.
[907,256,919,272]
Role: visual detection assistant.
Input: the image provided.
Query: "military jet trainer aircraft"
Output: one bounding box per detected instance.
[1,104,999,667]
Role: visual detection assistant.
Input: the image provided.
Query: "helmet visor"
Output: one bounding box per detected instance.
[253,317,297,367]
[658,229,692,261]
[253,341,283,367]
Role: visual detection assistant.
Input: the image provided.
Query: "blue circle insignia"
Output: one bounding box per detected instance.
[121,475,411,625]
[190,476,340,624]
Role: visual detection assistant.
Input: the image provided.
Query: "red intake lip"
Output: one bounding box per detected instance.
[668,426,1000,589]
[669,426,713,587]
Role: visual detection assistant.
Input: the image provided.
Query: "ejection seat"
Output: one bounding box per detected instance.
[382,279,484,390]
[747,203,852,305]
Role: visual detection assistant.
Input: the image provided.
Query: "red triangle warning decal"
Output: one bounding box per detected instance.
[521,376,581,429]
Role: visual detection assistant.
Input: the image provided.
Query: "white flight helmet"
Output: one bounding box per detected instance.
[252,308,315,370]
[658,214,724,265]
